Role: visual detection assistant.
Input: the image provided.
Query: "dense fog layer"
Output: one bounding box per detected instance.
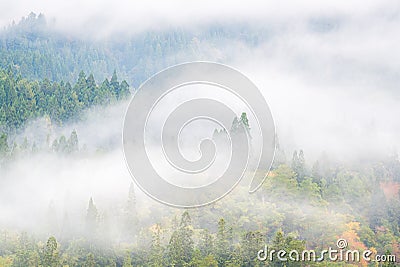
[0,0,399,241]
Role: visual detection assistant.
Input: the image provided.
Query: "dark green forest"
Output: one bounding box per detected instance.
[0,12,399,267]
[0,67,129,132]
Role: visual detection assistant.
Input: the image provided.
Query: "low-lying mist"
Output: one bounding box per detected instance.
[0,1,400,245]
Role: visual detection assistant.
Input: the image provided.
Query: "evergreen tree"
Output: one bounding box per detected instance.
[269,231,305,267]
[86,197,98,240]
[13,232,35,267]
[86,74,96,105]
[67,129,79,153]
[83,253,96,267]
[167,211,194,266]
[51,139,59,152]
[368,185,388,229]
[311,160,321,183]
[273,133,286,168]
[381,250,396,267]
[122,251,133,267]
[0,133,8,156]
[75,71,88,106]
[149,224,164,267]
[110,70,120,98]
[119,80,130,99]
[240,231,264,266]
[292,150,306,183]
[58,135,68,154]
[198,229,214,257]
[41,236,59,267]
[215,218,230,266]
[124,183,138,241]
[0,68,129,131]
[291,150,298,171]
[230,112,250,136]
[298,150,306,181]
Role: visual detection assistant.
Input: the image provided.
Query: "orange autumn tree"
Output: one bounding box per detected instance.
[339,222,369,267]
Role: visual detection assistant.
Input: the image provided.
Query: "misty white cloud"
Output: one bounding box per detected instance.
[1,0,398,36]
[2,0,399,162]
[0,0,399,236]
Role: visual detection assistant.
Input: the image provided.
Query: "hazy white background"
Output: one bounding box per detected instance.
[0,0,399,232]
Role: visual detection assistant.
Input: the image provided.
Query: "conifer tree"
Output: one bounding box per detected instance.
[42,236,59,267]
[168,211,194,266]
[85,197,98,240]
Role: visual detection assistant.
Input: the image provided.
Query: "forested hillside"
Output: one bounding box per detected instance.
[0,13,263,87]
[0,12,399,267]
[0,68,129,132]
[0,150,399,266]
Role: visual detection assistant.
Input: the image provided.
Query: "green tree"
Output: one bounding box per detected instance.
[75,71,88,106]
[239,231,264,266]
[298,177,322,205]
[41,236,59,267]
[381,250,396,267]
[67,129,79,153]
[240,112,249,131]
[198,229,214,257]
[215,218,231,266]
[85,197,98,240]
[123,183,138,241]
[83,253,95,267]
[149,224,164,267]
[168,211,194,266]
[230,112,250,136]
[86,74,97,104]
[189,250,218,267]
[12,232,35,267]
[122,251,133,267]
[292,150,306,183]
[119,80,130,99]
[58,135,68,154]
[110,70,120,99]
[269,231,305,267]
[0,133,9,156]
[51,139,59,152]
[263,164,298,202]
[273,134,286,169]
